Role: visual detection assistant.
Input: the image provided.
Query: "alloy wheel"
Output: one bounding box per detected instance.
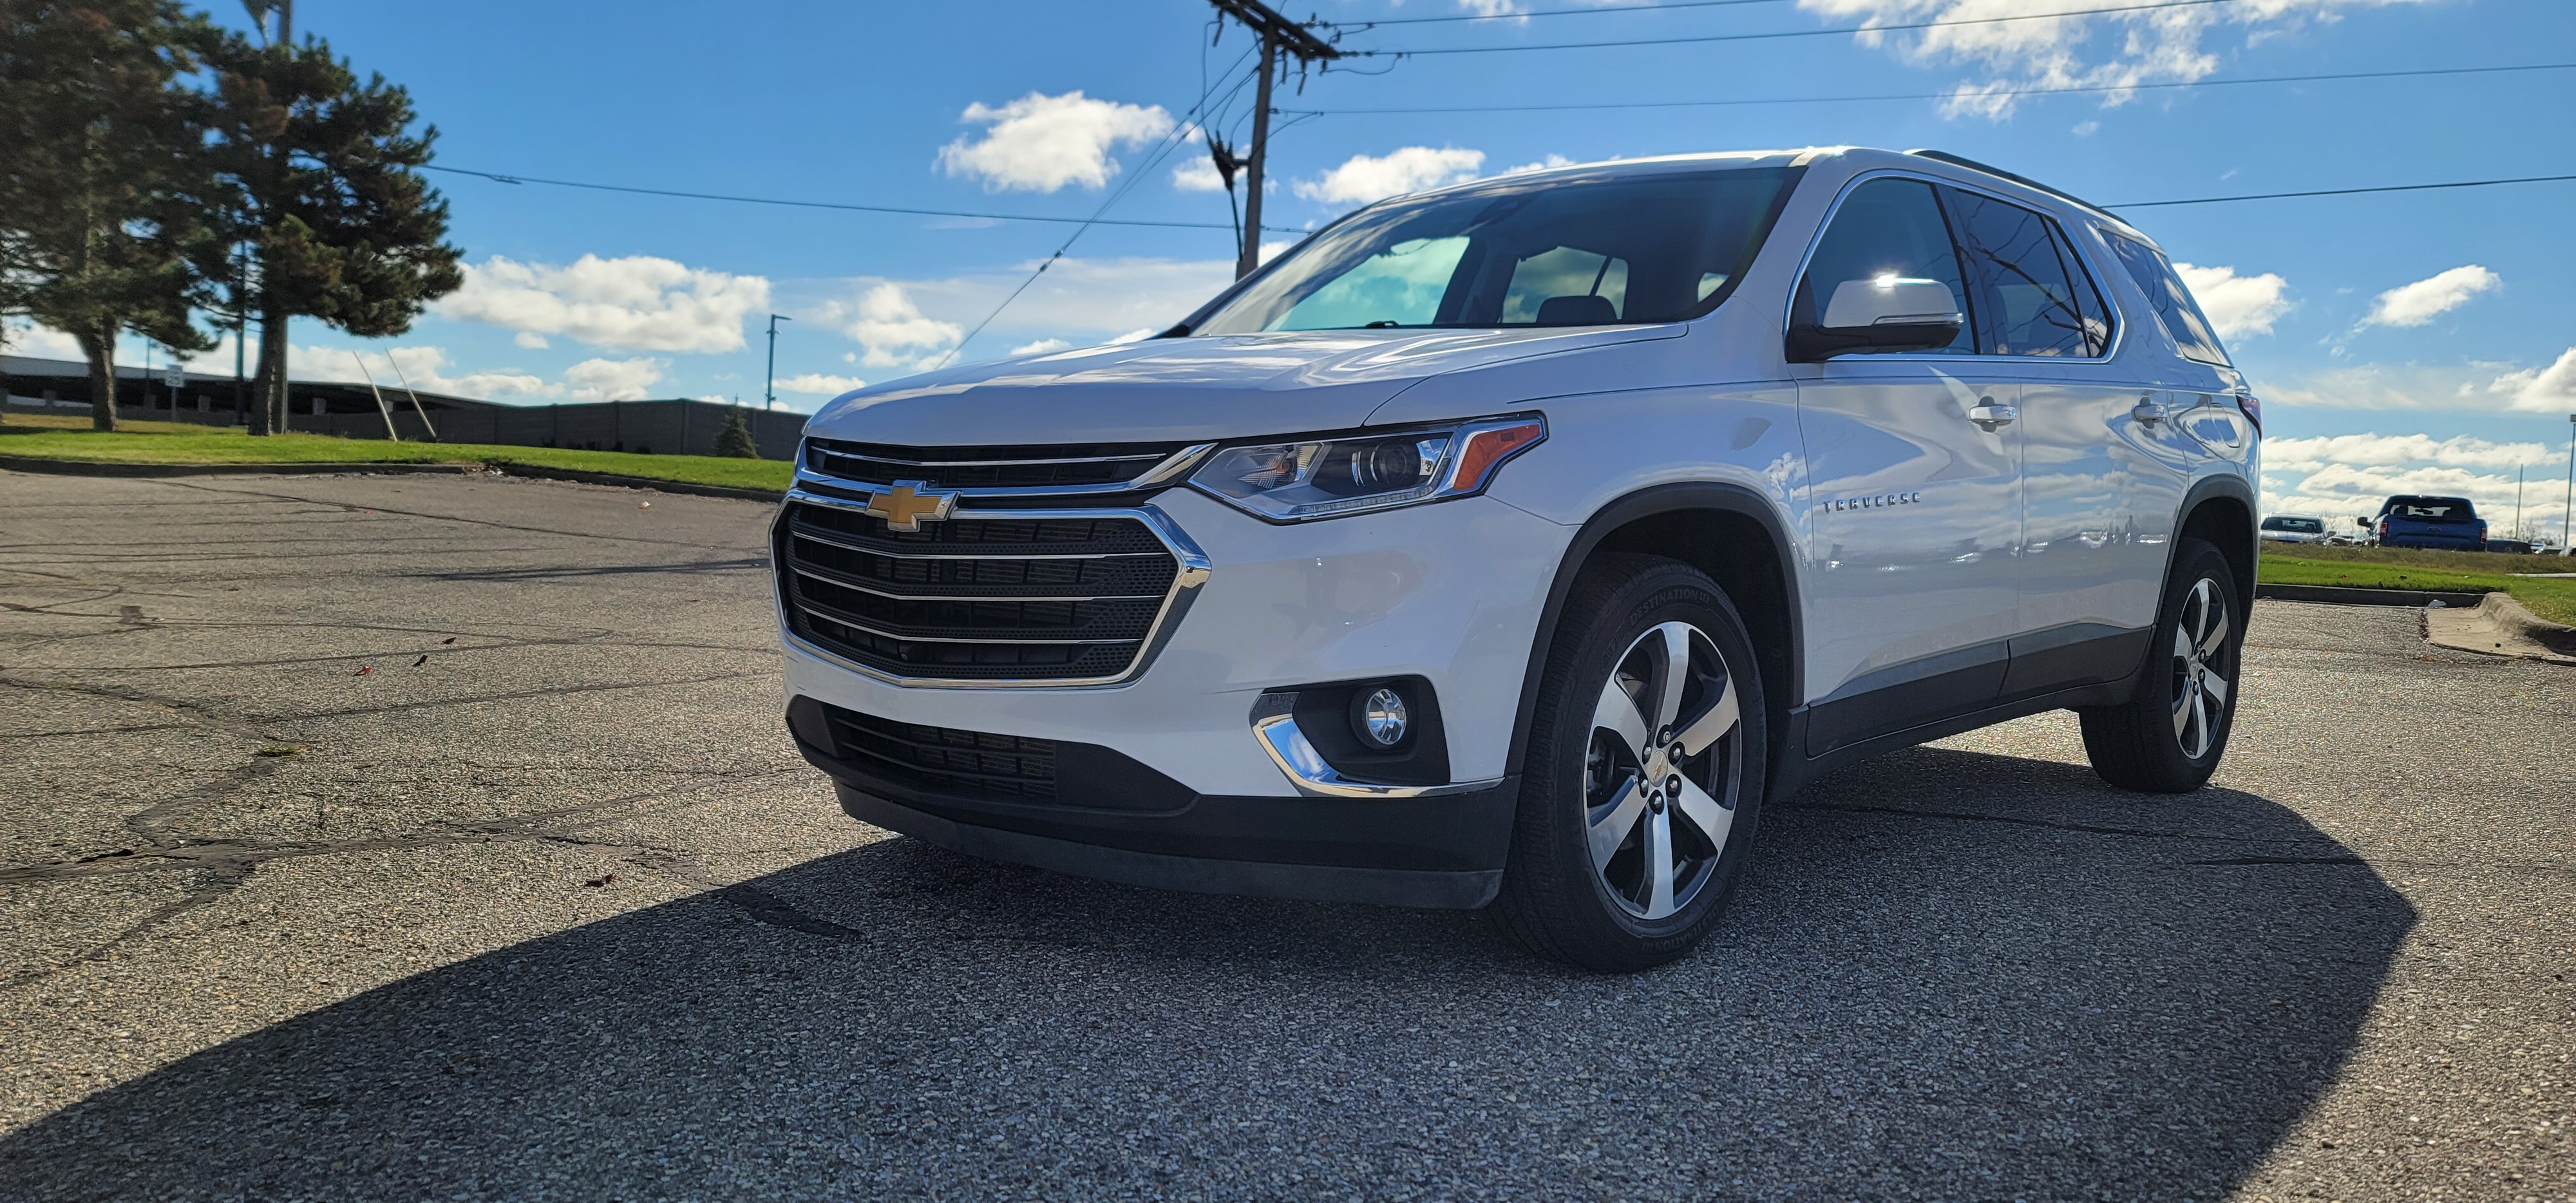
[1583,621,1745,920]
[2168,577,2233,759]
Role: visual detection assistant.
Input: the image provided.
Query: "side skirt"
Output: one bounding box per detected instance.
[1766,657,2145,803]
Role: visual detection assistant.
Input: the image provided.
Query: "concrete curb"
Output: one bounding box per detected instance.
[2255,583,2490,609]
[0,452,785,503]
[484,463,782,503]
[0,453,480,478]
[2425,592,2576,665]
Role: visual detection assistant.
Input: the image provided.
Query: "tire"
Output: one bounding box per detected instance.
[2079,538,2244,792]
[1492,554,1768,972]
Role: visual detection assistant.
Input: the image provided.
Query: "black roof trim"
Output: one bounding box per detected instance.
[1904,149,2123,223]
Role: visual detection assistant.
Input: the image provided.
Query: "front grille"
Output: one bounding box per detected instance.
[777,500,1186,683]
[824,707,1059,802]
[804,438,1192,492]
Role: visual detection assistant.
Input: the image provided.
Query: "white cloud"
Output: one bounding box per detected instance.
[935,91,1175,193]
[563,357,665,402]
[2487,348,2576,413]
[2260,429,2574,538]
[513,331,549,350]
[1171,154,1228,193]
[2263,432,2558,474]
[2171,263,2289,340]
[2362,265,2499,328]
[1456,0,1527,14]
[435,254,770,354]
[826,282,965,370]
[1,319,86,360]
[1797,0,2443,118]
[1500,154,1574,176]
[2070,120,2099,136]
[774,372,867,395]
[1009,337,1073,356]
[1107,328,1157,345]
[1294,147,1486,205]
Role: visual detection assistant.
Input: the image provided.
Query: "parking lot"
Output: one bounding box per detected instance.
[2,468,2569,1200]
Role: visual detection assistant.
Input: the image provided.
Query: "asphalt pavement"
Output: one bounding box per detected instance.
[1,468,2568,1201]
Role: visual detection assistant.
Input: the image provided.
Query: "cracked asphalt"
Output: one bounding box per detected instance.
[1,468,2570,1202]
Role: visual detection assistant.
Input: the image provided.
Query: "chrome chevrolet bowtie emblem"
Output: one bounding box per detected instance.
[864,481,958,532]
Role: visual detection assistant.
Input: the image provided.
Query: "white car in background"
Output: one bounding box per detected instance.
[2259,515,2329,545]
[776,147,2264,971]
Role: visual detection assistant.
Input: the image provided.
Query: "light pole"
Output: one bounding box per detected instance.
[2564,413,2575,552]
[764,314,791,412]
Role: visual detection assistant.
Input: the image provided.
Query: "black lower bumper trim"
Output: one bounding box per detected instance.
[837,785,1504,909]
[789,698,1514,909]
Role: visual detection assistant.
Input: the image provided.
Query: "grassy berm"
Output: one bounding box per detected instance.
[0,413,791,491]
[2259,543,2576,625]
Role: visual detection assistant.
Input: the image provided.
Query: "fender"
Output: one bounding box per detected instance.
[2175,471,2260,614]
[1502,481,1806,782]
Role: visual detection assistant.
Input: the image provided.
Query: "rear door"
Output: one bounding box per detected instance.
[1790,176,2023,752]
[1938,188,2186,698]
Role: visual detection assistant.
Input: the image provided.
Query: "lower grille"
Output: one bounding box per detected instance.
[824,708,1058,802]
[776,498,1194,683]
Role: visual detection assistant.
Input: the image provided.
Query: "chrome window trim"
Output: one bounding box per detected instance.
[1779,167,2129,367]
[797,442,1216,500]
[774,500,1212,691]
[1251,712,1506,799]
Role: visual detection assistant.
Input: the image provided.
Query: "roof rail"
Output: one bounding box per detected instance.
[1904,149,2122,222]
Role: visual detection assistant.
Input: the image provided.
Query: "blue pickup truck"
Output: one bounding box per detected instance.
[2372,495,2488,552]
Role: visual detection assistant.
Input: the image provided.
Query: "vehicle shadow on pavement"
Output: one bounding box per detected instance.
[3,746,2410,1200]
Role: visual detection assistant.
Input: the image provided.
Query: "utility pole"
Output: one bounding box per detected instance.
[764,314,791,411]
[2564,413,2575,552]
[1206,0,1340,279]
[2515,465,2524,540]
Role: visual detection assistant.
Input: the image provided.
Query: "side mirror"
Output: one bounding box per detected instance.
[1787,277,1965,362]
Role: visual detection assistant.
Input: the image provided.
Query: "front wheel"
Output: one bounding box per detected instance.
[1492,554,1767,972]
[2079,538,2244,792]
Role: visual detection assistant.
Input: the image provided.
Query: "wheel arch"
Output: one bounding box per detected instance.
[1505,482,1804,782]
[2175,473,2259,614]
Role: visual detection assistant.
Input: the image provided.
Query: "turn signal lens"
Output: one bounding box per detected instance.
[2235,392,2263,433]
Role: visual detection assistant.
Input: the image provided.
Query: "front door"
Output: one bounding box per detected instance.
[1791,176,2023,753]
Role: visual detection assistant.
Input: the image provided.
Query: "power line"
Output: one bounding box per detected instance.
[2104,173,2576,209]
[1350,0,2244,57]
[1285,61,2576,115]
[1332,0,1791,26]
[418,164,1299,232]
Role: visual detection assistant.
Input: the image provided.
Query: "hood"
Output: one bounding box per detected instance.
[802,325,1683,446]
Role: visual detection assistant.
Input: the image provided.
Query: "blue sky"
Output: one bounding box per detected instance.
[11,0,2575,532]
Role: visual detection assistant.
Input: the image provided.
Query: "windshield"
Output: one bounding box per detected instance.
[2262,517,2324,533]
[1189,166,1800,335]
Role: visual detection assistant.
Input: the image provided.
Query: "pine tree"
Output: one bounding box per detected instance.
[196,17,462,435]
[713,406,760,459]
[0,0,219,431]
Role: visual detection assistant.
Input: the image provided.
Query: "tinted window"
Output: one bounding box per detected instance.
[1193,167,1797,334]
[2102,231,2231,366]
[2051,221,2114,355]
[1795,177,1975,356]
[2383,497,2477,521]
[2262,517,2324,533]
[1942,187,2096,357]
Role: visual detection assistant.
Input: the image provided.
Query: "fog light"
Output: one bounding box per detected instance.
[1354,685,1409,748]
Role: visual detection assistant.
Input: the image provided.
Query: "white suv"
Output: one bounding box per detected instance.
[777,147,2260,970]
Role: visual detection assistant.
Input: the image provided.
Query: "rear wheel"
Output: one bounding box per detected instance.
[2079,538,2243,792]
[1492,555,1766,972]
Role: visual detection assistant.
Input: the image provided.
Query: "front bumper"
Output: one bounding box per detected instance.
[779,487,1572,905]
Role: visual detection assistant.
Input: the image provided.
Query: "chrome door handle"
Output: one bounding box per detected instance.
[1967,401,2017,432]
[2132,397,2168,426]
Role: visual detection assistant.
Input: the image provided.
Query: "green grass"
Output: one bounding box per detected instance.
[0,413,791,492]
[2259,546,2576,626]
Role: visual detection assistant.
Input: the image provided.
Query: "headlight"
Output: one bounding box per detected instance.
[1188,415,1546,522]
